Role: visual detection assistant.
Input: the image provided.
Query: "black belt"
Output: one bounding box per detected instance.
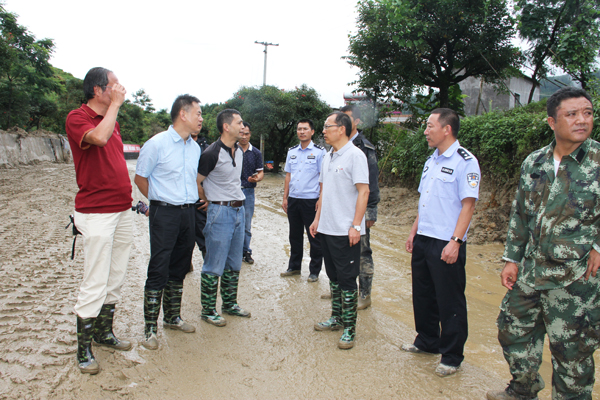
[150,200,195,208]
[211,200,245,207]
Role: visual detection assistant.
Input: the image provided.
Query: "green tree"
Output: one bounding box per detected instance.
[132,88,156,113]
[0,4,59,129]
[517,0,600,101]
[218,85,331,173]
[347,0,520,109]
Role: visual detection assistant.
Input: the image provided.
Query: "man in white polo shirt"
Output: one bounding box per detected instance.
[309,112,369,350]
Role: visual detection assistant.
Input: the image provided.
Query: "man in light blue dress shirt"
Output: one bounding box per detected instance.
[134,94,203,350]
[403,108,480,377]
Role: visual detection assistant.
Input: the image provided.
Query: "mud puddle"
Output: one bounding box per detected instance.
[0,162,598,399]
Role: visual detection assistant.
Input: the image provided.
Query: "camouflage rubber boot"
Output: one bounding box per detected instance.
[201,273,226,327]
[338,289,358,349]
[92,304,132,351]
[76,316,99,374]
[357,275,372,310]
[163,281,196,333]
[221,270,251,318]
[315,281,343,331]
[142,289,162,350]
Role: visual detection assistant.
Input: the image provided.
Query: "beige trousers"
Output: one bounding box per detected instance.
[73,210,133,318]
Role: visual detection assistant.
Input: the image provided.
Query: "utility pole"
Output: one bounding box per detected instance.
[254,41,279,86]
[254,41,279,162]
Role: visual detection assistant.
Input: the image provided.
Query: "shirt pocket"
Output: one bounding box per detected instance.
[288,159,299,172]
[522,178,545,216]
[433,175,456,199]
[305,158,318,170]
[568,180,597,221]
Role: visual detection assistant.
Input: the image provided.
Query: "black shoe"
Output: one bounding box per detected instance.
[243,252,254,264]
[280,269,301,277]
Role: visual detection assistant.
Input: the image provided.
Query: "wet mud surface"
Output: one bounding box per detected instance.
[0,161,599,399]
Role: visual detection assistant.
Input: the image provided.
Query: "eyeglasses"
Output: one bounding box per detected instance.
[101,85,113,90]
[324,124,341,129]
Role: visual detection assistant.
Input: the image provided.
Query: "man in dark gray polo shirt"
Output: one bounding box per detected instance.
[197,109,251,327]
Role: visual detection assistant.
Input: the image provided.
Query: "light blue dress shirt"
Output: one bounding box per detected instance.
[284,141,326,199]
[136,126,201,205]
[417,140,480,242]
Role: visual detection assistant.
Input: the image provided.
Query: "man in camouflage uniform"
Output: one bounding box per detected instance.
[488,87,600,400]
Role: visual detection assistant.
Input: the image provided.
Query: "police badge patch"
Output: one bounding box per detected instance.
[467,173,480,188]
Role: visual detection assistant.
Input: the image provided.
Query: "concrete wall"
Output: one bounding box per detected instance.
[460,76,540,116]
[0,132,72,168]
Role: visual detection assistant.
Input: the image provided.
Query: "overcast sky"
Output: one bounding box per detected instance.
[5,0,362,111]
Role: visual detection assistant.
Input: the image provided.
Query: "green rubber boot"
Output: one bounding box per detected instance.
[163,281,195,333]
[77,316,99,374]
[142,289,162,350]
[201,273,226,327]
[315,281,343,331]
[338,289,358,349]
[221,270,251,317]
[93,304,132,351]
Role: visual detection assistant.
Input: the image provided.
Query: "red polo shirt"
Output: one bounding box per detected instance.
[66,104,132,213]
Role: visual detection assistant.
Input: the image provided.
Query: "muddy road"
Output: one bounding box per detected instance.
[0,161,599,399]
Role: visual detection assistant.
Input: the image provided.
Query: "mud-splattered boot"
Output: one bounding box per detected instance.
[142,289,162,350]
[338,289,358,349]
[221,270,251,318]
[201,273,226,327]
[93,304,132,351]
[77,316,99,374]
[315,281,343,331]
[163,281,195,333]
[357,275,372,310]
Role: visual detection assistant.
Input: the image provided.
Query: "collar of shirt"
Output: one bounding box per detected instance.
[218,137,240,164]
[329,139,354,159]
[432,139,460,160]
[167,125,195,144]
[300,141,316,151]
[350,132,359,142]
[81,103,100,119]
[239,143,254,153]
[536,139,590,166]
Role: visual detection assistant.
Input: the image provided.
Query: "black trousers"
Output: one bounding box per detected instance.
[411,234,468,367]
[320,234,360,291]
[145,205,195,290]
[287,197,322,275]
[194,207,207,254]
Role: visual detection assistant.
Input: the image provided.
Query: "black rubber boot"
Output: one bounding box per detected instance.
[315,281,343,331]
[163,281,195,333]
[142,289,162,350]
[339,289,358,349]
[93,304,132,350]
[77,316,99,374]
[221,270,251,317]
[201,273,226,326]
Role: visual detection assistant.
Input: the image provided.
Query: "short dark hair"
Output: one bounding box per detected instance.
[297,118,314,130]
[217,109,242,134]
[243,121,252,130]
[431,108,460,138]
[328,112,353,137]
[83,67,111,101]
[340,104,361,121]
[547,87,593,119]
[170,94,201,122]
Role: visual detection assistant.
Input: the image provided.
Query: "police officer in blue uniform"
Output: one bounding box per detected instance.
[281,119,326,281]
[403,108,480,378]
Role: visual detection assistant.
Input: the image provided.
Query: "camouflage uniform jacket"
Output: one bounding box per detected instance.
[353,131,380,221]
[503,138,600,290]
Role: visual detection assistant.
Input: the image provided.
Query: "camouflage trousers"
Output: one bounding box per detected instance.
[496,276,600,400]
[359,228,374,296]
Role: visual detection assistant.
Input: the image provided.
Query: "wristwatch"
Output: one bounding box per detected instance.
[352,225,361,232]
[450,236,464,245]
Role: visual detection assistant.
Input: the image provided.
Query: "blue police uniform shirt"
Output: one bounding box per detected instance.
[284,141,326,199]
[135,125,201,205]
[417,140,480,242]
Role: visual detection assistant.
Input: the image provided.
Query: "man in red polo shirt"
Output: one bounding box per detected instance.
[65,67,133,375]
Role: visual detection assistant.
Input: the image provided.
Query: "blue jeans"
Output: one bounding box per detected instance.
[242,187,255,254]
[201,203,245,276]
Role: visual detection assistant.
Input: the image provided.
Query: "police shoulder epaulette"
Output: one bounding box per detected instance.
[289,144,300,151]
[457,148,473,161]
[314,144,325,150]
